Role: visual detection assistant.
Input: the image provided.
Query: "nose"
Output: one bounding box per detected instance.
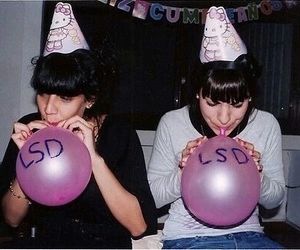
[45,95,58,115]
[217,104,230,126]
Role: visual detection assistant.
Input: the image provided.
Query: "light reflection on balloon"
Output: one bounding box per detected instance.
[213,171,232,195]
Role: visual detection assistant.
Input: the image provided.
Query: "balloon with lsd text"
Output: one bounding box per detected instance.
[16,127,92,206]
[181,134,260,227]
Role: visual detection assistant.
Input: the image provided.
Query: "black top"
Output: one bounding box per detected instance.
[0,113,157,249]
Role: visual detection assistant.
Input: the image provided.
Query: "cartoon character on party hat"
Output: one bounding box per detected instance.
[44,2,89,56]
[200,6,247,63]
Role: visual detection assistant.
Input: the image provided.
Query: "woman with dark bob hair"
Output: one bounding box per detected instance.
[0,2,156,248]
[148,6,285,249]
[187,54,259,139]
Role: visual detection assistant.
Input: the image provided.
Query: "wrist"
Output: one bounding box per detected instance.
[9,181,31,205]
[91,155,105,170]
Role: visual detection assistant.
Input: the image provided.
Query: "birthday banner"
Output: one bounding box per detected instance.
[97,0,295,24]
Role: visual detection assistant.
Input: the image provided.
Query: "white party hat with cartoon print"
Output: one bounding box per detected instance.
[199,6,247,63]
[43,2,89,56]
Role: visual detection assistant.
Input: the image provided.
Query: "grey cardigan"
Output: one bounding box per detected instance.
[148,106,285,240]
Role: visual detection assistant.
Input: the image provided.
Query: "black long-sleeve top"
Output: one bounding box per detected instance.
[0,113,157,249]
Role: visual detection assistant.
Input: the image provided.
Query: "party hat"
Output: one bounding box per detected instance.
[199,6,247,63]
[43,2,89,56]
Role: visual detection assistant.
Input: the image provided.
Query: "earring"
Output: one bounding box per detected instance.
[249,97,252,102]
[196,94,200,99]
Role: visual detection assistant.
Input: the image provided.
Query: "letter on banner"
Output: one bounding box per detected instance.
[247,3,259,21]
[183,8,199,24]
[166,6,180,23]
[150,3,164,21]
[132,0,151,19]
[237,7,248,23]
[118,0,134,12]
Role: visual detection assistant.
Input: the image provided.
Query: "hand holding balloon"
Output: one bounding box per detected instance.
[58,115,98,163]
[16,126,92,206]
[180,136,207,168]
[236,138,263,172]
[12,120,49,149]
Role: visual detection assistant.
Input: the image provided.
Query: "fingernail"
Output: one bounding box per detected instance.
[21,130,29,139]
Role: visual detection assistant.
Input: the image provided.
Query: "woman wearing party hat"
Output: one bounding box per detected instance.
[0,2,157,248]
[148,6,285,249]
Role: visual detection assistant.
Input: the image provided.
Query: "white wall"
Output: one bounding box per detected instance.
[0,1,42,159]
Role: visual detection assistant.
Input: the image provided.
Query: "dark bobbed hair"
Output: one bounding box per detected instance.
[31,48,118,120]
[189,54,261,113]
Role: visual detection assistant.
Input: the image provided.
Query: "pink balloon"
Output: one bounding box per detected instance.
[16,127,92,206]
[181,135,260,227]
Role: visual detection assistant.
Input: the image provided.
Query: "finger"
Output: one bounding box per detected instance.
[181,147,189,157]
[72,128,85,141]
[182,145,195,159]
[249,150,261,162]
[181,137,207,167]
[253,151,261,160]
[179,154,190,167]
[11,132,26,141]
[181,148,195,167]
[179,159,185,169]
[181,137,205,161]
[21,130,32,140]
[190,147,197,154]
[185,137,205,153]
[14,122,31,134]
[246,143,254,152]
[68,120,93,132]
[235,138,244,146]
[257,163,263,172]
[235,138,253,150]
[11,133,28,149]
[67,121,94,143]
[187,136,207,148]
[56,120,67,128]
[236,138,257,157]
[26,120,49,131]
[186,140,199,149]
[241,140,254,152]
[61,116,90,130]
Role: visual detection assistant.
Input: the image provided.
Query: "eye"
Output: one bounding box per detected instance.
[220,25,222,28]
[63,18,66,21]
[206,100,218,107]
[60,96,72,102]
[232,102,243,108]
[37,92,48,98]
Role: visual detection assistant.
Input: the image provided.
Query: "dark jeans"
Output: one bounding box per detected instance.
[163,232,283,249]
[0,219,131,249]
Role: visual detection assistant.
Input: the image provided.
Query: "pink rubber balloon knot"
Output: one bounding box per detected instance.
[219,127,226,135]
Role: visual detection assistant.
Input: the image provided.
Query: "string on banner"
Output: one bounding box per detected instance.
[97,0,296,24]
